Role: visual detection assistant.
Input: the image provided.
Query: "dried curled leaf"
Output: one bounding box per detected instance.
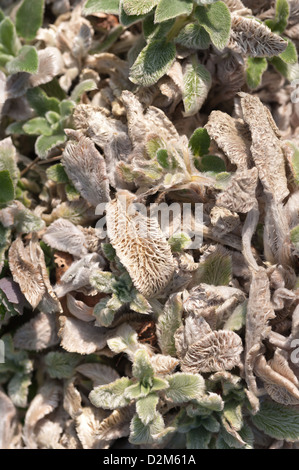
[62,133,110,207]
[75,407,111,449]
[150,354,180,376]
[58,316,109,354]
[76,363,119,387]
[43,218,88,258]
[30,47,63,87]
[0,390,20,449]
[210,206,240,237]
[239,92,289,203]
[245,268,276,413]
[72,103,132,187]
[96,406,134,441]
[205,111,251,171]
[106,190,175,297]
[8,236,61,313]
[179,317,243,373]
[13,312,59,351]
[54,253,105,298]
[216,168,259,214]
[229,15,288,57]
[23,381,62,449]
[66,294,95,322]
[183,283,245,329]
[255,353,299,405]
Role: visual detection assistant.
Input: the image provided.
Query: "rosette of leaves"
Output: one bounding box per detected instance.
[0,334,33,408]
[83,0,231,115]
[90,264,152,327]
[0,0,44,74]
[119,125,227,191]
[245,0,298,88]
[89,348,206,445]
[83,0,294,110]
[156,371,253,449]
[6,79,97,159]
[0,138,45,248]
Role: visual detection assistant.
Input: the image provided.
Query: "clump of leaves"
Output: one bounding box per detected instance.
[83,0,292,113]
[89,347,206,445]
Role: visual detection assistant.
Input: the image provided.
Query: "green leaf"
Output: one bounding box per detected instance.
[136,393,159,425]
[26,88,60,116]
[35,134,66,159]
[246,57,268,89]
[194,1,231,50]
[129,38,176,87]
[0,10,4,22]
[83,0,120,15]
[59,99,75,117]
[44,352,80,379]
[45,111,61,125]
[0,18,20,56]
[189,127,210,156]
[0,139,19,189]
[93,295,122,327]
[89,377,132,409]
[268,56,293,81]
[6,46,38,74]
[0,224,10,274]
[125,382,149,399]
[155,0,193,23]
[0,52,14,67]
[101,243,116,262]
[223,401,243,432]
[156,149,170,168]
[70,79,98,103]
[193,245,232,286]
[151,377,169,392]
[90,270,115,293]
[182,56,211,116]
[0,170,15,204]
[165,373,205,403]
[156,293,184,356]
[168,232,192,252]
[16,0,45,41]
[175,22,211,49]
[132,349,154,383]
[290,225,299,250]
[8,373,31,408]
[186,427,211,449]
[129,412,165,445]
[201,154,226,172]
[107,324,139,355]
[119,1,147,26]
[194,392,224,412]
[251,401,299,442]
[265,0,289,34]
[123,0,158,16]
[65,183,80,201]
[224,301,247,331]
[279,39,298,64]
[46,163,69,183]
[130,290,151,314]
[143,15,175,42]
[13,206,45,234]
[23,117,53,136]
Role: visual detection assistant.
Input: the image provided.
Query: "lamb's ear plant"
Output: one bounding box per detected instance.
[0,0,46,73]
[0,334,33,408]
[246,0,298,88]
[89,346,206,445]
[83,0,293,109]
[6,79,97,159]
